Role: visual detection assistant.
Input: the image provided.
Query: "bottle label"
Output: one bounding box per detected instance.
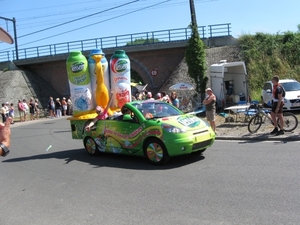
[111,59,129,73]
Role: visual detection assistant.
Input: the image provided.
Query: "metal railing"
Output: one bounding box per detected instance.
[0,23,231,62]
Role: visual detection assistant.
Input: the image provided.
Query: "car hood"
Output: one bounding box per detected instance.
[285,91,300,100]
[158,114,209,131]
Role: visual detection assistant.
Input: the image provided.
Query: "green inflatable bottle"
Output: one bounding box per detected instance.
[110,50,131,109]
[66,51,94,116]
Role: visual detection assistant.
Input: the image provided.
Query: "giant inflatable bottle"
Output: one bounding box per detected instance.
[66,51,93,116]
[110,50,131,109]
[88,49,110,107]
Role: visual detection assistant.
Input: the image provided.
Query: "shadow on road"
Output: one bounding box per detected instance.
[2,149,205,170]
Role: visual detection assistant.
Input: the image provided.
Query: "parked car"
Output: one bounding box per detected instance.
[70,100,215,165]
[261,79,300,110]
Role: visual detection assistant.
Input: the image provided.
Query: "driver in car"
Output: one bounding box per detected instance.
[142,104,153,119]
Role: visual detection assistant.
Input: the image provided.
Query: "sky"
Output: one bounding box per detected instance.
[0,0,299,52]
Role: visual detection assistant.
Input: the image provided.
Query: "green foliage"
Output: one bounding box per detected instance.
[126,38,162,46]
[2,68,9,72]
[131,69,144,84]
[185,25,207,98]
[238,31,300,95]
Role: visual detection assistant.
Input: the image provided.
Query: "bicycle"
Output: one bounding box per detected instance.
[247,104,298,133]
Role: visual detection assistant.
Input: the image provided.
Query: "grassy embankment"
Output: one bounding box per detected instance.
[238,31,300,101]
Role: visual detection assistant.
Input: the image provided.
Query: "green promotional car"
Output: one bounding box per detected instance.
[70,100,215,165]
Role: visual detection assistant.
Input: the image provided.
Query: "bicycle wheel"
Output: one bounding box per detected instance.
[280,112,298,132]
[248,115,263,133]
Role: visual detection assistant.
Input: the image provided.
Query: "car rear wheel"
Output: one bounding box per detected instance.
[144,138,169,165]
[84,136,99,156]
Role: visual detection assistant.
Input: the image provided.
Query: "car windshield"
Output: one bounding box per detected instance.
[133,101,182,119]
[281,82,300,91]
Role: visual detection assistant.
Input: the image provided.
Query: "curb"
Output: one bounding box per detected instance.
[10,116,69,128]
[216,135,300,141]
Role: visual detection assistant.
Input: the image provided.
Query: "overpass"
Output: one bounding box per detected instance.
[0,24,237,97]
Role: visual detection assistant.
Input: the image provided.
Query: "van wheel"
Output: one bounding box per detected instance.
[143,138,169,165]
[84,136,99,156]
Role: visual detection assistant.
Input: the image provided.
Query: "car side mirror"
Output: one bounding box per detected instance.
[266,89,272,93]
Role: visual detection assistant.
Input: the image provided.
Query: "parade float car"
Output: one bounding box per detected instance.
[70,100,215,165]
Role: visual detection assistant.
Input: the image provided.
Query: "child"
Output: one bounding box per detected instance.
[85,94,113,131]
[85,106,108,131]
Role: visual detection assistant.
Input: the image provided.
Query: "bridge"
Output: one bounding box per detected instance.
[0,23,236,98]
[0,23,232,62]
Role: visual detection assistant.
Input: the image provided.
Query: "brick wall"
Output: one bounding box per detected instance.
[25,47,187,97]
[23,45,240,98]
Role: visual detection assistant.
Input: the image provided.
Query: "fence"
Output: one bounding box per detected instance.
[0,23,231,62]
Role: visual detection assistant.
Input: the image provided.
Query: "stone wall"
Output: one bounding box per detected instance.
[159,46,241,107]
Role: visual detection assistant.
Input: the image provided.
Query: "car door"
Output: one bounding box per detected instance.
[103,111,144,155]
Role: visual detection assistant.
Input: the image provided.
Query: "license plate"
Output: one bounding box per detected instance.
[293,103,300,107]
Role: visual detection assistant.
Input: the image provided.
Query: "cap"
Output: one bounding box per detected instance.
[205,88,212,92]
[5,102,9,104]
[147,92,152,97]
[63,97,66,99]
[56,98,60,101]
[156,93,161,98]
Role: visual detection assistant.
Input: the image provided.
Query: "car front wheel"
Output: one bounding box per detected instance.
[143,138,169,165]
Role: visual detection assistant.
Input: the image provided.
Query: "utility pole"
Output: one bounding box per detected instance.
[189,0,198,27]
[0,16,18,60]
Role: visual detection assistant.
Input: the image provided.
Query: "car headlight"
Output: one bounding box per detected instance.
[161,124,186,133]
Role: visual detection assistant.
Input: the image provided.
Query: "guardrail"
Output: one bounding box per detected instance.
[0,23,231,62]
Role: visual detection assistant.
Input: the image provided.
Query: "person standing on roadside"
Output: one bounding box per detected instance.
[61,97,67,116]
[48,97,55,118]
[55,98,62,117]
[1,103,6,122]
[161,91,170,103]
[67,97,72,115]
[18,99,25,122]
[34,99,40,120]
[203,88,216,133]
[22,99,29,121]
[29,98,35,120]
[9,103,14,124]
[4,102,9,119]
[270,75,285,136]
[170,92,179,108]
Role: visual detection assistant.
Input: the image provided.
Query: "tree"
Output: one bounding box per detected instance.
[126,38,162,46]
[185,24,208,101]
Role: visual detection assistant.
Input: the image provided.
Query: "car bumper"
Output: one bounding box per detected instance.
[165,129,215,156]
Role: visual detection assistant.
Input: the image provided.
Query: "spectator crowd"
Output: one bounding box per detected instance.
[132,91,180,109]
[1,91,182,123]
[1,96,73,123]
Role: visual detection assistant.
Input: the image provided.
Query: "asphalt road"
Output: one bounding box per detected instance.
[1,117,300,225]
